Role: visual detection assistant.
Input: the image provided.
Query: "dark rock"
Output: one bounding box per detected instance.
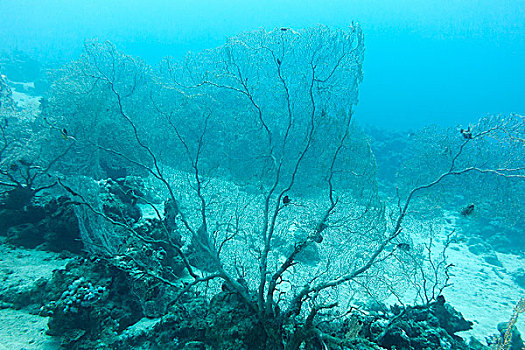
[0,209,23,234]
[469,336,489,350]
[205,291,265,350]
[119,298,209,349]
[2,186,35,210]
[39,197,82,253]
[461,203,475,216]
[373,297,472,350]
[1,195,82,253]
[6,223,43,248]
[44,258,144,348]
[379,325,411,349]
[430,297,473,335]
[0,204,46,235]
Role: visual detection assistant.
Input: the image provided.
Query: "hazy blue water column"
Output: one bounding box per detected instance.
[0,0,523,129]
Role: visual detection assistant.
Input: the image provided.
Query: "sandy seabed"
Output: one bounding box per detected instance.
[0,213,524,349]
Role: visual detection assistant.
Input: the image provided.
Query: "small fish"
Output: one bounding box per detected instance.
[61,128,68,140]
[460,126,473,139]
[279,27,299,35]
[460,203,475,216]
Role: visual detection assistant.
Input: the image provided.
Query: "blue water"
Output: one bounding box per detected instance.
[0,0,523,129]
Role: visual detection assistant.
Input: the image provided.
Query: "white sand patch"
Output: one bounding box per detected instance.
[0,308,60,350]
[445,244,525,340]
[0,242,68,349]
[430,213,525,341]
[0,241,69,291]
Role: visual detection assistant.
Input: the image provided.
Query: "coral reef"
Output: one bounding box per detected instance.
[0,194,82,252]
[0,26,523,350]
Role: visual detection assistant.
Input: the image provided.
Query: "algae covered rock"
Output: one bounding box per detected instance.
[42,257,144,348]
[1,194,83,253]
[374,296,473,350]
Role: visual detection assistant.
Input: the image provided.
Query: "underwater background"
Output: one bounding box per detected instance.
[0,1,524,349]
[2,0,524,129]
